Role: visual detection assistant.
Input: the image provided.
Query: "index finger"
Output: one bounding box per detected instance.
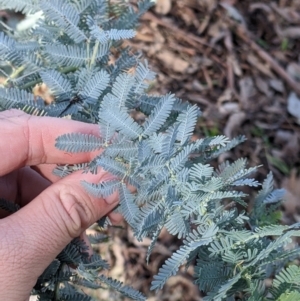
[0,109,101,176]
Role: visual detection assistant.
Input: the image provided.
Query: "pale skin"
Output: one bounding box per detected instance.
[0,109,120,301]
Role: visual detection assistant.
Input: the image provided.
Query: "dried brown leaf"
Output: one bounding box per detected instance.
[199,0,217,12]
[198,15,211,34]
[32,83,54,104]
[282,169,300,215]
[224,111,246,138]
[220,3,246,25]
[287,92,300,123]
[239,76,257,108]
[255,77,273,97]
[271,3,300,24]
[157,49,189,73]
[155,0,172,15]
[287,63,300,81]
[249,3,272,13]
[135,27,155,42]
[279,26,300,39]
[247,54,274,77]
[218,88,234,104]
[176,6,198,27]
[218,102,240,116]
[269,78,285,93]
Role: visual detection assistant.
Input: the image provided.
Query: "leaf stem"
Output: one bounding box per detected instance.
[90,41,99,68]
[4,65,25,86]
[19,66,78,90]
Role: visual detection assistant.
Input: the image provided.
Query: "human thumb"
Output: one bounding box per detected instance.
[0,169,118,300]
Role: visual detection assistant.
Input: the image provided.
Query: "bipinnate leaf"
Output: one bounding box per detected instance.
[119,183,139,226]
[45,44,87,67]
[151,225,218,290]
[0,31,16,57]
[41,0,87,43]
[82,179,120,198]
[0,0,38,13]
[203,273,241,301]
[79,70,110,100]
[96,157,127,178]
[88,17,136,43]
[112,73,135,107]
[99,275,146,301]
[39,70,72,96]
[161,123,179,159]
[55,133,103,152]
[142,93,175,137]
[134,60,156,94]
[99,98,143,139]
[177,105,199,145]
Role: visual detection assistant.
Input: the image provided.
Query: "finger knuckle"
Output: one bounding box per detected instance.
[57,186,94,238]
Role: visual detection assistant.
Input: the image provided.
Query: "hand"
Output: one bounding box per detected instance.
[0,109,119,301]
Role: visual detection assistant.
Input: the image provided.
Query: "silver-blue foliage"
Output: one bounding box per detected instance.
[0,0,300,300]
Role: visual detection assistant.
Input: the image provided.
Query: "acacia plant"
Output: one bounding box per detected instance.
[1,1,300,300]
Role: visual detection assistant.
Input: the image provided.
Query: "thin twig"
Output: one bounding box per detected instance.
[142,11,214,49]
